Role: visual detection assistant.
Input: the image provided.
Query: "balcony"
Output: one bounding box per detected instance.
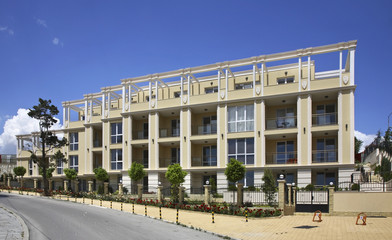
[132,158,149,169]
[266,152,298,164]
[312,150,338,163]
[312,113,337,126]
[266,116,297,130]
[192,124,217,135]
[159,158,180,168]
[191,157,217,167]
[132,130,148,140]
[159,128,180,138]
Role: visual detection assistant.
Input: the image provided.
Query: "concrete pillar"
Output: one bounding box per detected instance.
[104,182,109,195]
[34,178,38,189]
[179,186,185,204]
[328,187,334,215]
[74,180,79,193]
[204,185,211,206]
[277,179,286,210]
[157,185,163,202]
[237,183,243,207]
[49,179,53,191]
[287,183,292,206]
[7,177,11,187]
[88,181,93,193]
[64,180,68,191]
[292,187,296,207]
[3,175,6,185]
[137,184,143,200]
[118,183,123,195]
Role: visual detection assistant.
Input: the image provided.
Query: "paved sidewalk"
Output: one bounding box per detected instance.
[4,191,392,240]
[0,205,28,240]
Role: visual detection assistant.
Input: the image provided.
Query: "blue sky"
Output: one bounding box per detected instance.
[0,0,391,153]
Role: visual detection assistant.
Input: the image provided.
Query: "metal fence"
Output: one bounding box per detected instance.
[336,180,392,192]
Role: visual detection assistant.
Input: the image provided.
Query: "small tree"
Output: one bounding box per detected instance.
[28,98,67,196]
[262,168,276,206]
[355,137,363,154]
[224,158,246,184]
[128,162,146,183]
[13,166,26,188]
[165,164,187,203]
[94,167,109,194]
[380,157,392,182]
[64,168,78,191]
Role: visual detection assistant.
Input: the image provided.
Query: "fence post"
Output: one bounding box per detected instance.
[157,185,163,203]
[64,180,68,192]
[88,181,93,193]
[204,185,211,206]
[104,182,109,195]
[328,186,334,215]
[287,183,292,206]
[7,177,11,188]
[179,186,185,204]
[292,187,296,207]
[33,178,38,189]
[118,183,123,195]
[277,179,286,211]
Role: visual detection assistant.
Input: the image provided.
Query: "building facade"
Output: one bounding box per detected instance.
[16,41,357,192]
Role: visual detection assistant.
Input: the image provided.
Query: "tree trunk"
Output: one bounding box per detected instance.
[42,145,49,196]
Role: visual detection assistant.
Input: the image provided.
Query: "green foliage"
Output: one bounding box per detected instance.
[165,164,187,203]
[93,167,109,182]
[13,166,26,177]
[355,137,363,154]
[128,162,146,182]
[209,177,217,193]
[351,183,360,191]
[28,98,68,195]
[380,157,392,182]
[39,167,55,179]
[228,184,237,191]
[262,168,277,206]
[224,158,246,183]
[305,184,315,191]
[64,168,78,180]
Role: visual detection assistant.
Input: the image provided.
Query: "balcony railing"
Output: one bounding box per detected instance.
[132,130,149,140]
[93,140,102,148]
[132,158,149,168]
[266,152,298,164]
[159,158,180,168]
[312,150,338,163]
[266,117,297,130]
[312,113,337,126]
[191,124,217,135]
[159,128,180,138]
[191,157,217,167]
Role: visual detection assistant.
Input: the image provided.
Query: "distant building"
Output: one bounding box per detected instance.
[16,41,357,192]
[0,154,17,175]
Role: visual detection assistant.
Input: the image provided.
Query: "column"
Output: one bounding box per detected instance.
[204,185,211,205]
[64,180,68,191]
[287,183,292,206]
[328,186,334,215]
[183,173,191,194]
[88,180,93,193]
[157,185,163,202]
[349,48,355,85]
[34,178,38,189]
[7,177,11,187]
[277,179,286,210]
[118,183,123,195]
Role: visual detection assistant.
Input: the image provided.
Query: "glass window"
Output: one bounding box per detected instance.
[276,108,296,128]
[69,155,79,172]
[171,119,180,137]
[227,105,254,133]
[316,138,336,162]
[29,159,33,175]
[227,138,254,165]
[203,145,217,166]
[239,170,254,187]
[111,149,123,170]
[57,159,63,174]
[69,132,78,151]
[205,86,218,94]
[277,76,294,84]
[276,141,295,164]
[316,104,336,125]
[171,148,180,164]
[111,123,122,144]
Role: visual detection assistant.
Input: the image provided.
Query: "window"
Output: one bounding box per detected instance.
[276,141,295,164]
[276,108,296,128]
[238,171,254,187]
[111,123,122,144]
[29,159,33,175]
[143,149,149,168]
[69,155,79,172]
[203,115,217,134]
[315,139,337,162]
[316,104,336,125]
[205,86,218,94]
[228,105,254,132]
[171,148,180,164]
[171,119,180,137]
[277,76,294,84]
[228,138,254,165]
[174,90,187,98]
[69,133,78,151]
[145,95,156,102]
[111,149,123,170]
[316,172,336,186]
[57,159,63,174]
[235,82,253,90]
[203,145,217,166]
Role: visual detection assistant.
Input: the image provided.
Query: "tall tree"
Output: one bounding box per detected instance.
[262,168,277,206]
[355,137,363,154]
[28,98,67,196]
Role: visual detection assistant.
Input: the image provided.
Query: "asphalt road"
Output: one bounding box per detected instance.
[0,193,221,240]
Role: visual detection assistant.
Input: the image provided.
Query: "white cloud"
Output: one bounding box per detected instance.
[355,130,377,152]
[36,18,48,28]
[0,26,14,36]
[0,109,62,154]
[52,37,59,45]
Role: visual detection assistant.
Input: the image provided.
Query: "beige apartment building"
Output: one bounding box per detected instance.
[16,41,357,192]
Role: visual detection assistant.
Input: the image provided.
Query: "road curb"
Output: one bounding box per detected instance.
[0,205,30,240]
